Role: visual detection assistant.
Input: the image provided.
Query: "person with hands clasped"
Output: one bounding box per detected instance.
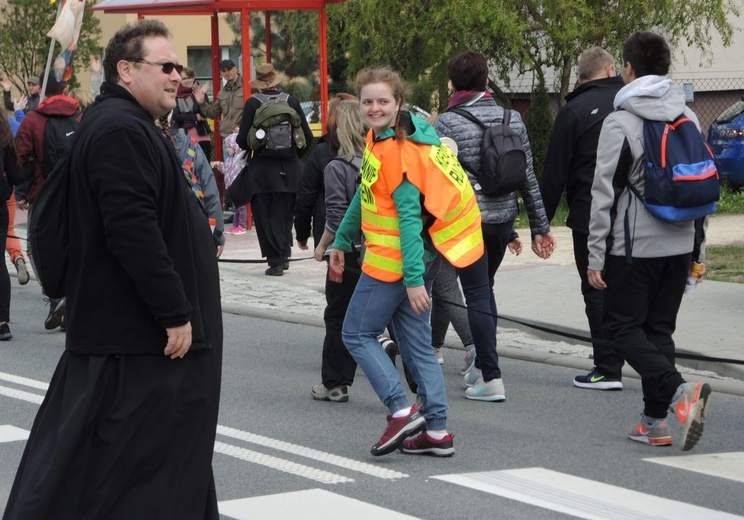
[330,68,485,458]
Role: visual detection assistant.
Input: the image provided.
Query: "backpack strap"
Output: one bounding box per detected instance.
[450,108,486,129]
[503,108,511,126]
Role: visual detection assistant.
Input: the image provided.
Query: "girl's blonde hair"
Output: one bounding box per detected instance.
[333,100,367,160]
[354,67,408,139]
[68,88,94,111]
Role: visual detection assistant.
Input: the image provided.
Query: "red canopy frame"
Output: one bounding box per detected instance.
[92,0,343,146]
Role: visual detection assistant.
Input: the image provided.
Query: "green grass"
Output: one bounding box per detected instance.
[716,184,744,214]
[705,244,744,284]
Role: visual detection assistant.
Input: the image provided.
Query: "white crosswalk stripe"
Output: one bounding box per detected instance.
[219,489,420,520]
[645,452,744,484]
[433,467,744,520]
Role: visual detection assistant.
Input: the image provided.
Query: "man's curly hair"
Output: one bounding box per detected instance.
[103,19,171,83]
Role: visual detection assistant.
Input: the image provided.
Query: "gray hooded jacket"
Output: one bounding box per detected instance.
[588,76,698,270]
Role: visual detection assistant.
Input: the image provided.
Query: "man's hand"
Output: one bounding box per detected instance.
[193,81,211,104]
[17,199,29,211]
[165,322,192,359]
[588,269,607,290]
[13,96,27,112]
[2,78,11,92]
[313,243,327,262]
[216,244,224,258]
[90,55,102,73]
[532,232,556,259]
[508,237,523,256]
[407,285,431,315]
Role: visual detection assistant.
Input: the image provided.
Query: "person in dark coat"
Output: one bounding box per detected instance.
[540,46,626,391]
[2,20,223,520]
[294,93,357,251]
[236,63,314,276]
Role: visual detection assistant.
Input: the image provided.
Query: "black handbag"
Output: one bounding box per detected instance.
[226,163,252,206]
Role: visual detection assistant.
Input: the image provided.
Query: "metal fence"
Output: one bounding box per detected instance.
[673,77,744,135]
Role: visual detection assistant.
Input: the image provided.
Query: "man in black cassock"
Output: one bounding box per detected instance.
[3,19,223,520]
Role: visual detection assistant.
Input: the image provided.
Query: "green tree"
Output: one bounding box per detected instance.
[527,73,553,182]
[225,10,320,99]
[0,0,102,93]
[327,0,739,112]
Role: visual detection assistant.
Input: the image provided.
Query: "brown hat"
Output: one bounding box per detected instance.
[250,63,283,90]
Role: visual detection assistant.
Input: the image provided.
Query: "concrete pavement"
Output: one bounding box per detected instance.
[214,214,744,384]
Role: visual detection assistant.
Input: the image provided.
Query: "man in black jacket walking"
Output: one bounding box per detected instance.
[3,20,222,520]
[540,46,625,390]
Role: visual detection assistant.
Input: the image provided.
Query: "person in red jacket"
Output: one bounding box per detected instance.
[14,71,80,331]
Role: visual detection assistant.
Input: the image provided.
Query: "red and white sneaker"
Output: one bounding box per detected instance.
[400,430,455,457]
[629,419,673,446]
[670,382,712,451]
[370,404,425,456]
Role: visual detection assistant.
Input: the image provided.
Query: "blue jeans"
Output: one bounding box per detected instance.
[342,257,446,431]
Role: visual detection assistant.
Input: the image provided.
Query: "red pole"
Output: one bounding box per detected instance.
[211,12,222,161]
[319,7,328,132]
[241,7,254,229]
[265,11,271,63]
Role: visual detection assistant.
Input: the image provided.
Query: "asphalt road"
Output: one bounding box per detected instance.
[1,283,744,519]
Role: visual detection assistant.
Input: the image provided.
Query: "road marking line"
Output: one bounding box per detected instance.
[219,489,420,519]
[0,385,44,405]
[214,441,353,484]
[0,425,30,443]
[1,374,406,482]
[433,467,744,520]
[217,425,408,480]
[0,371,48,391]
[645,452,744,484]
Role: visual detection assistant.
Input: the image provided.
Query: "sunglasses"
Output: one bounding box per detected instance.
[130,59,183,75]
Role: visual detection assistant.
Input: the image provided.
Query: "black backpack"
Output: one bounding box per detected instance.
[28,99,141,299]
[42,112,80,178]
[450,108,527,196]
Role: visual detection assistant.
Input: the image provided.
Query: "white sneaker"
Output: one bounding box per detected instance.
[465,377,506,402]
[459,345,476,375]
[434,347,444,365]
[463,367,482,387]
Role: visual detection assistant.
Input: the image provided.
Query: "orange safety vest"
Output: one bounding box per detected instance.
[359,134,484,282]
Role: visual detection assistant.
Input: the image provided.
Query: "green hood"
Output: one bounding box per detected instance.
[375,111,441,146]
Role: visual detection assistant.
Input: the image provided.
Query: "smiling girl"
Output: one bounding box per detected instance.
[329,68,484,457]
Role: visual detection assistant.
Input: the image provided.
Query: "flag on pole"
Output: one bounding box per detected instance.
[46,0,86,82]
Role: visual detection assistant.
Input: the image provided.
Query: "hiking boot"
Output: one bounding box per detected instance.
[44,297,65,330]
[377,335,398,366]
[573,367,623,391]
[14,258,29,285]
[311,383,349,403]
[434,347,444,365]
[265,265,283,276]
[465,377,506,402]
[371,404,425,457]
[0,323,12,341]
[670,382,712,451]
[283,261,290,270]
[463,366,481,387]
[629,416,673,446]
[459,345,476,375]
[400,430,455,457]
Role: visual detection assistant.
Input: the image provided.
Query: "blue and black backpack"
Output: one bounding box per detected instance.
[628,114,720,222]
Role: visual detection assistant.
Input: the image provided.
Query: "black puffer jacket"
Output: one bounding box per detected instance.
[294,138,333,247]
[66,82,222,355]
[434,96,550,234]
[540,76,624,233]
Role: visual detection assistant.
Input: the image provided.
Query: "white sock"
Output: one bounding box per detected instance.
[392,407,411,418]
[427,430,447,440]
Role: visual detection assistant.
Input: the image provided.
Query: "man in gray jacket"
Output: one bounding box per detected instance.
[587,32,711,451]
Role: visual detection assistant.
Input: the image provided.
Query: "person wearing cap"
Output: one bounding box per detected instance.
[3,75,41,113]
[236,63,314,276]
[193,58,244,155]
